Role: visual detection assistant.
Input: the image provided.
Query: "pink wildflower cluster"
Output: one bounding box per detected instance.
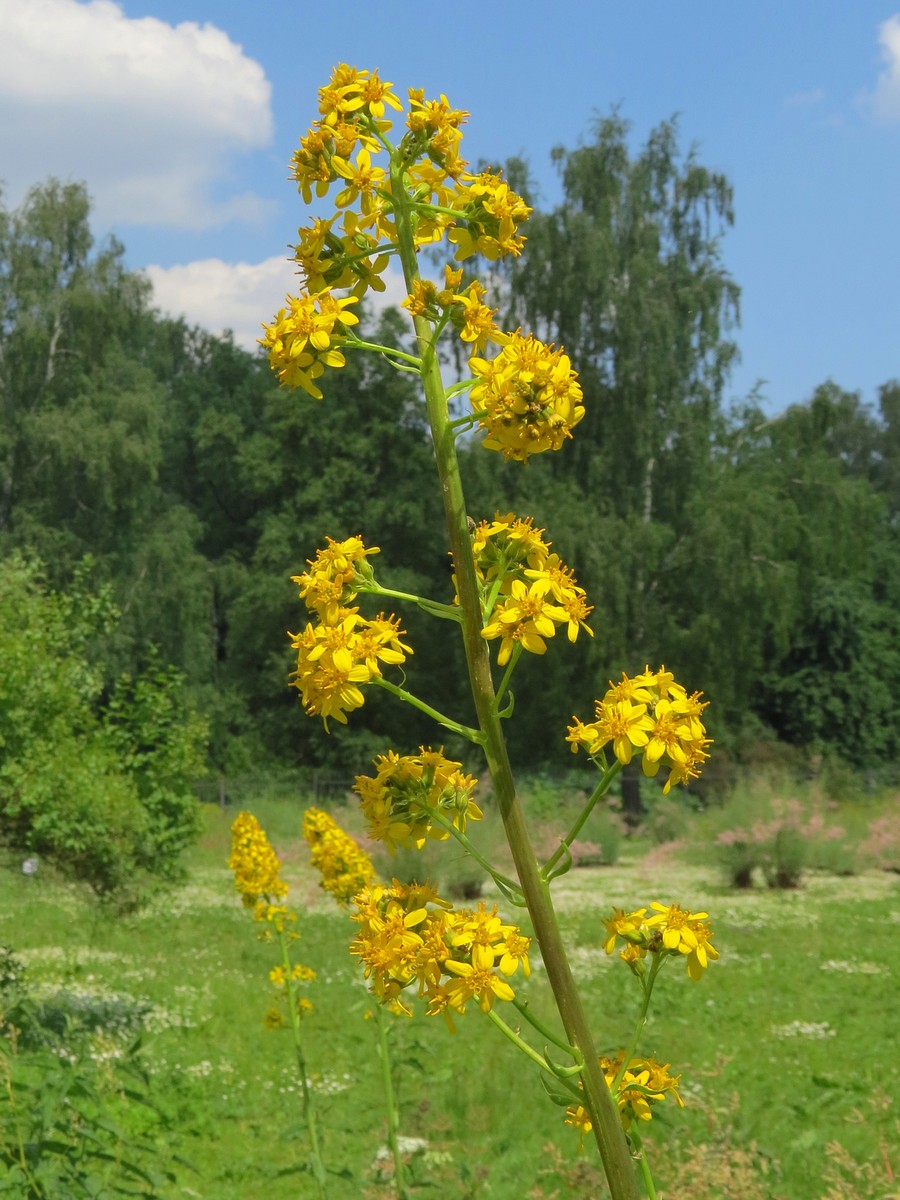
[857,812,900,872]
[715,796,846,888]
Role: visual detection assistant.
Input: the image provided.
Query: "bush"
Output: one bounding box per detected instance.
[0,556,207,900]
[856,809,900,872]
[704,780,849,888]
[641,795,696,846]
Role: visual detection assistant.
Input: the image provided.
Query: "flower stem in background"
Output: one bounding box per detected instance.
[375,1004,409,1199]
[278,926,328,1200]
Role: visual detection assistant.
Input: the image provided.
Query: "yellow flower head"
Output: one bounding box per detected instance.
[448,170,531,261]
[449,280,509,353]
[260,290,359,399]
[566,1054,684,1141]
[469,332,585,462]
[292,534,380,623]
[353,748,482,852]
[459,514,593,661]
[263,1006,285,1030]
[481,577,568,666]
[289,606,411,730]
[600,901,719,979]
[350,883,528,1018]
[568,666,711,790]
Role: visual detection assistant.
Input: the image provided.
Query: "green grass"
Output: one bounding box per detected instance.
[2,794,898,1199]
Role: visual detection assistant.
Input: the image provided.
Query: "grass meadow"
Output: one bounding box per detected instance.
[2,784,898,1199]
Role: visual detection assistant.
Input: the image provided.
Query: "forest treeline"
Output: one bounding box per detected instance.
[2,117,899,789]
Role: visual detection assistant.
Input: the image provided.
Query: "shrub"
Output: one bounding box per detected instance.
[706,780,849,888]
[641,795,696,846]
[0,556,207,900]
[857,809,900,872]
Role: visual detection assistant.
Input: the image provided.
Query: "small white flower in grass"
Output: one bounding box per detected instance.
[819,959,887,976]
[771,1020,836,1039]
[374,1137,429,1164]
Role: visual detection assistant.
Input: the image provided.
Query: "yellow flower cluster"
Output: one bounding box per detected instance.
[228,811,289,922]
[469,332,585,461]
[289,535,411,729]
[446,169,531,261]
[264,64,532,404]
[287,66,530,273]
[602,901,719,981]
[269,963,317,987]
[465,513,593,666]
[260,290,360,400]
[350,882,530,1022]
[567,666,711,792]
[292,534,380,624]
[565,1054,684,1142]
[229,813,315,1022]
[402,267,508,355]
[266,960,317,1025]
[353,748,482,853]
[302,806,377,906]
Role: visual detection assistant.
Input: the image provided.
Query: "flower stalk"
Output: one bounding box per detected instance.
[278,926,328,1200]
[389,158,641,1200]
[375,1004,409,1199]
[272,67,715,1200]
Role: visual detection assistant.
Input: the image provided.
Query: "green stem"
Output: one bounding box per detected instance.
[389,155,640,1200]
[422,805,522,896]
[486,1007,553,1075]
[613,955,665,1094]
[343,334,423,370]
[374,1005,409,1200]
[543,761,622,877]
[511,997,581,1057]
[629,1128,659,1200]
[447,378,475,401]
[2,1056,30,1179]
[448,415,478,435]
[372,676,483,743]
[279,927,328,1199]
[494,643,522,709]
[362,583,461,623]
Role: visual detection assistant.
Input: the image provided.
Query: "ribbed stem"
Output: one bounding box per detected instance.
[389,163,639,1200]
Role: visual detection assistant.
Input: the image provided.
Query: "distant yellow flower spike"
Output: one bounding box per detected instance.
[228,811,288,918]
[303,807,377,906]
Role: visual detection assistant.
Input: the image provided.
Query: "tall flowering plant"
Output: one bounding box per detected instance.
[265,65,715,1199]
[228,813,326,1196]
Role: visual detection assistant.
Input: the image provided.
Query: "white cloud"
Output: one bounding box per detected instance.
[145,257,411,351]
[0,0,273,227]
[865,13,900,122]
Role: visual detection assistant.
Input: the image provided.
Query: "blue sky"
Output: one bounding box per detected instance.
[2,0,898,416]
